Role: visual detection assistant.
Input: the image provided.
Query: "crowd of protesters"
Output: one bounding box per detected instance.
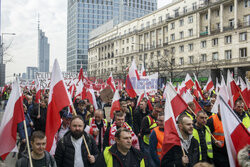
[0,83,249,167]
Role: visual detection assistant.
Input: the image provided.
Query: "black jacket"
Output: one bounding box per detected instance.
[133,108,150,135]
[16,151,56,167]
[54,131,99,167]
[161,137,199,167]
[95,144,148,167]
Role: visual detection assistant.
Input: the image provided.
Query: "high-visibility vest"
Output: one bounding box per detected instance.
[103,146,145,167]
[193,125,213,160]
[143,115,157,145]
[185,111,195,121]
[153,127,164,160]
[89,117,108,127]
[211,114,225,147]
[242,112,250,129]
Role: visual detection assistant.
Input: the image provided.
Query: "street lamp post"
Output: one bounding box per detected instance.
[0,33,16,86]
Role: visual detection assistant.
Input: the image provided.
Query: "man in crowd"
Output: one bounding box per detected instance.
[149,111,164,167]
[161,115,199,167]
[133,99,150,135]
[89,109,108,152]
[57,111,72,142]
[207,106,229,167]
[181,102,196,121]
[76,100,89,123]
[95,128,147,167]
[192,111,213,163]
[55,115,99,167]
[16,131,56,167]
[233,99,250,129]
[30,99,47,132]
[17,104,34,159]
[120,101,132,127]
[104,111,139,150]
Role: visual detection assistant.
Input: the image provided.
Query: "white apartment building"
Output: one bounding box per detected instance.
[88,0,250,83]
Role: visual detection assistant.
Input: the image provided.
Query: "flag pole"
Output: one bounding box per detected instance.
[23,120,33,167]
[70,104,91,155]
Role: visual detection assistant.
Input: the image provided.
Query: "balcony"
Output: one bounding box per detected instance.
[200,31,208,36]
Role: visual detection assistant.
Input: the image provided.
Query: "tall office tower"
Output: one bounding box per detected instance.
[38,28,50,72]
[26,67,38,80]
[67,0,157,72]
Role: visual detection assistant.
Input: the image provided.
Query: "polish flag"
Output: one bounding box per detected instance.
[239,77,250,109]
[78,66,84,81]
[203,75,214,93]
[125,60,140,98]
[110,90,121,119]
[177,81,187,96]
[107,72,116,92]
[136,91,154,111]
[140,63,146,76]
[35,79,41,103]
[227,70,240,107]
[193,73,205,100]
[219,96,250,167]
[0,80,25,160]
[117,81,123,91]
[45,59,72,152]
[182,90,202,114]
[184,73,194,90]
[86,88,98,109]
[68,79,76,99]
[219,75,232,107]
[161,83,187,158]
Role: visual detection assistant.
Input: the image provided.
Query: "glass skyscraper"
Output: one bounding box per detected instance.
[67,0,157,72]
[38,29,50,72]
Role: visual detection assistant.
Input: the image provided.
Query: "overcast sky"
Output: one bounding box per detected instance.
[2,0,171,81]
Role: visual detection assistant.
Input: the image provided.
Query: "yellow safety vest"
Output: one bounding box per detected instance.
[193,125,213,160]
[242,112,250,129]
[103,146,145,167]
[143,115,157,145]
[185,111,195,121]
[89,118,108,126]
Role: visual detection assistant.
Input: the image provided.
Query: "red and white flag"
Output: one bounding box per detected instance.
[110,90,121,119]
[107,72,116,92]
[177,81,187,96]
[78,66,84,81]
[125,60,140,98]
[181,90,202,114]
[161,83,188,158]
[184,73,194,90]
[219,96,250,167]
[193,73,205,100]
[203,75,214,93]
[117,81,123,91]
[35,78,41,103]
[86,88,98,110]
[140,63,146,76]
[68,79,76,99]
[136,91,154,111]
[45,59,72,152]
[239,77,250,109]
[227,70,240,107]
[0,80,25,160]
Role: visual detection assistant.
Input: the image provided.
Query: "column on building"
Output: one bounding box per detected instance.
[220,3,223,32]
[197,12,201,37]
[234,0,238,29]
[208,8,211,35]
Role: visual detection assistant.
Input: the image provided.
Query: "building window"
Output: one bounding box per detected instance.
[180,31,184,39]
[171,34,175,41]
[179,57,184,65]
[179,45,184,52]
[174,9,179,17]
[189,56,194,64]
[188,29,193,36]
[171,47,175,54]
[153,19,156,25]
[188,16,193,23]
[201,54,207,62]
[205,13,208,20]
[144,53,147,60]
[139,55,142,60]
[131,56,133,61]
[212,52,218,61]
[244,0,250,7]
[122,40,124,44]
[216,23,220,29]
[126,57,129,62]
[171,22,175,29]
[192,2,197,10]
[216,10,220,17]
[239,32,247,41]
[183,6,187,14]
[201,41,207,48]
[239,48,247,58]
[171,58,175,66]
[225,35,232,44]
[229,5,234,12]
[122,48,125,53]
[212,38,218,46]
[179,19,184,26]
[151,52,154,59]
[229,19,234,27]
[188,43,193,51]
[127,38,129,43]
[141,23,144,29]
[158,16,162,23]
[225,50,232,59]
[244,15,250,26]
